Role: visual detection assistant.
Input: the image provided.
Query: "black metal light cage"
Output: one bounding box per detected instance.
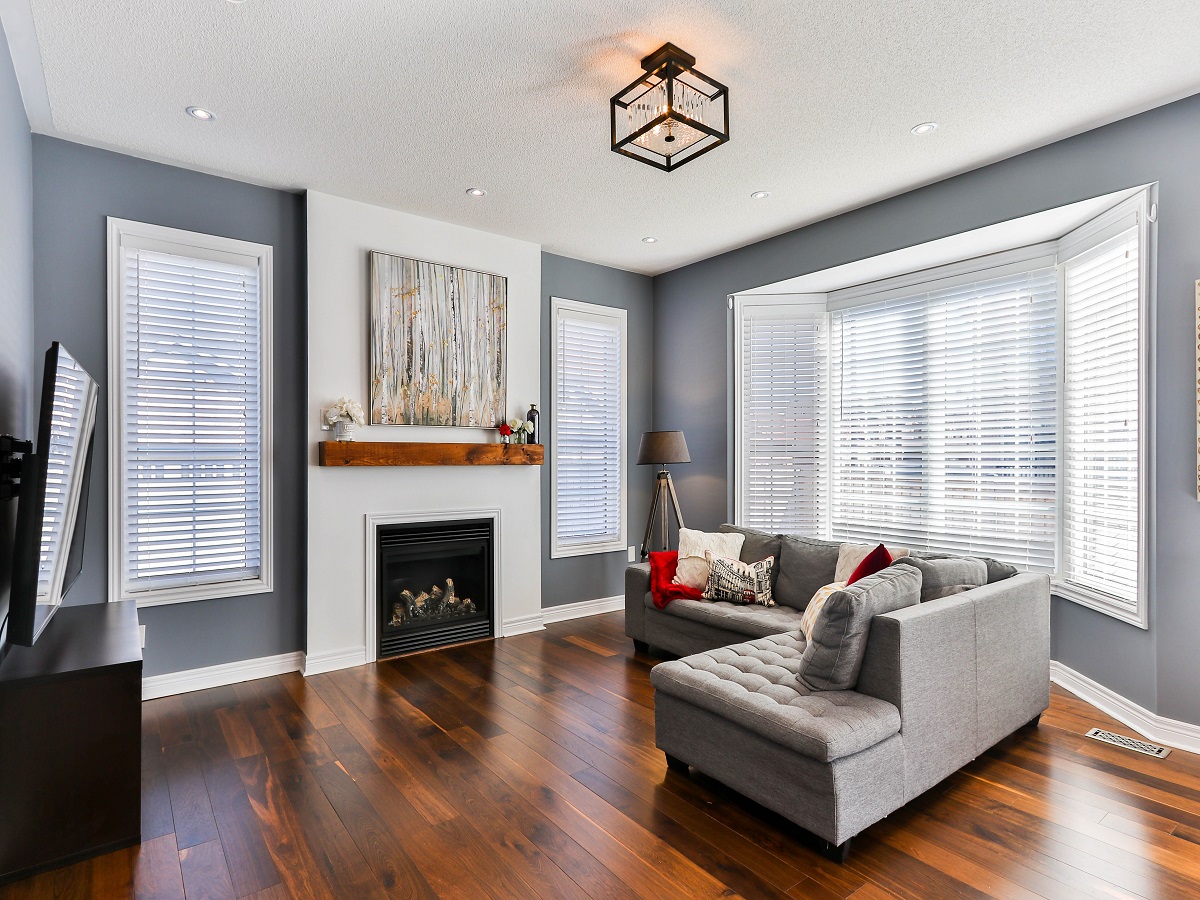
[610,43,729,172]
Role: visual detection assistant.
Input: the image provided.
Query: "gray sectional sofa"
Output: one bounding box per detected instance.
[625,525,1050,860]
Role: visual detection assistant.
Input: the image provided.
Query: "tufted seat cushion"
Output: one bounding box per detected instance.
[646,593,809,637]
[650,633,901,762]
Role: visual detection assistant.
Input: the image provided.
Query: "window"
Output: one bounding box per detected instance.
[732,191,1151,626]
[734,298,827,534]
[1057,219,1147,625]
[107,219,273,606]
[829,265,1059,569]
[551,298,627,557]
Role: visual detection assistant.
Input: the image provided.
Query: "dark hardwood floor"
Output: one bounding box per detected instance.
[4,611,1200,899]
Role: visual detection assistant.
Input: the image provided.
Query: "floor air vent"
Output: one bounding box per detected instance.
[1085,728,1170,759]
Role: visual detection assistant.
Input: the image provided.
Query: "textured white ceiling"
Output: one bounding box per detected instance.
[7,0,1200,274]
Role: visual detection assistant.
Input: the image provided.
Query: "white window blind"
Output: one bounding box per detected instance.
[109,218,273,606]
[830,268,1059,568]
[1060,227,1141,612]
[552,299,627,557]
[735,302,826,533]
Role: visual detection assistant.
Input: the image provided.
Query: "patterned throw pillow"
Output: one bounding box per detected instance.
[701,551,775,606]
[800,581,846,639]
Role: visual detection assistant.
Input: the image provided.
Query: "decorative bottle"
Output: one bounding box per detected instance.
[527,404,540,444]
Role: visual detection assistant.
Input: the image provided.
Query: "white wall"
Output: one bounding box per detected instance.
[306,191,542,672]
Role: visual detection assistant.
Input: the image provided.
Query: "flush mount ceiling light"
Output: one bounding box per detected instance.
[611,43,729,172]
[750,191,771,200]
[910,122,938,136]
[641,236,658,244]
[186,106,215,121]
[465,187,487,197]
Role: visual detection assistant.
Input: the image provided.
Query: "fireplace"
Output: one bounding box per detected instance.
[376,518,495,658]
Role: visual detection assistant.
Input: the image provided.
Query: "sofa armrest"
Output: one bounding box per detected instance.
[856,573,1050,799]
[625,563,651,642]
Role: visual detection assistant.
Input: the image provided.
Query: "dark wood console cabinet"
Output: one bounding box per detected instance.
[0,601,142,883]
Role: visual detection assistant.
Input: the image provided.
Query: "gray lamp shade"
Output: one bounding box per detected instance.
[637,431,691,466]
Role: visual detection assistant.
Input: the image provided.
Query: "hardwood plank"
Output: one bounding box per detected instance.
[203,760,281,898]
[141,731,175,842]
[163,741,221,851]
[215,707,265,761]
[178,839,235,900]
[131,833,185,900]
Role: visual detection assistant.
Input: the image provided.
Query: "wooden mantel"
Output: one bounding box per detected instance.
[318,441,544,467]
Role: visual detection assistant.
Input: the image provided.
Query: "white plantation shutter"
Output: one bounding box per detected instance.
[552,299,627,556]
[829,268,1059,568]
[109,219,272,605]
[1060,227,1141,612]
[735,302,826,533]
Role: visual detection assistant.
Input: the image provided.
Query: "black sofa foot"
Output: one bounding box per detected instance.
[817,837,852,863]
[1028,713,1042,729]
[664,753,689,773]
[633,639,650,654]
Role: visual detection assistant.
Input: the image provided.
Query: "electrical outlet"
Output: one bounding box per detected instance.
[139,624,147,648]
[628,545,637,562]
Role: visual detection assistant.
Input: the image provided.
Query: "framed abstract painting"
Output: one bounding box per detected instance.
[369,251,507,426]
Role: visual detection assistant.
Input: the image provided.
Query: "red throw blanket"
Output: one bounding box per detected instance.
[649,551,703,609]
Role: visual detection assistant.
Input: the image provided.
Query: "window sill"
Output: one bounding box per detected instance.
[1051,578,1147,629]
[126,577,273,608]
[551,541,627,560]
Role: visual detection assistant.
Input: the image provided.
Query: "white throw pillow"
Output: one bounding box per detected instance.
[672,528,746,590]
[800,582,846,640]
[833,542,910,584]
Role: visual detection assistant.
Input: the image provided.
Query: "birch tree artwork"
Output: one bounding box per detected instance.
[369,251,507,426]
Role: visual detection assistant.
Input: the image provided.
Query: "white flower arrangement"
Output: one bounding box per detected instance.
[325,397,366,427]
[507,417,524,431]
[522,420,535,434]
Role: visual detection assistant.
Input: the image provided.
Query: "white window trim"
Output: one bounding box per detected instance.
[550,297,629,559]
[1051,190,1153,629]
[732,294,829,534]
[106,217,274,607]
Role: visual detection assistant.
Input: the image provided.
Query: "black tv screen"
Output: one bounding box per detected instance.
[8,343,98,647]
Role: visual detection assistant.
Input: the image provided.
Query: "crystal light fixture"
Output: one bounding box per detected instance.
[611,43,729,172]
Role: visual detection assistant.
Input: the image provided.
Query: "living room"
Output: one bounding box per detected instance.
[2,1,1200,897]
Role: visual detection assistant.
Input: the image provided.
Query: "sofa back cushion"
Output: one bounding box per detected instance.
[718,524,782,591]
[892,556,987,601]
[774,535,840,609]
[911,549,1017,584]
[798,564,922,691]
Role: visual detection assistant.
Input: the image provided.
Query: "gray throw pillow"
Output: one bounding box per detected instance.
[912,549,1017,584]
[893,556,986,601]
[798,564,922,691]
[774,535,840,610]
[719,524,782,568]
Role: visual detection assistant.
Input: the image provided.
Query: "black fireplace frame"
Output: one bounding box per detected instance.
[375,517,496,659]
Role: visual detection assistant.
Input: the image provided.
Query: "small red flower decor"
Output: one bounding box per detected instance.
[497,422,513,443]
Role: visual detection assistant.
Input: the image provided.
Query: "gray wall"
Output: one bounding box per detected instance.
[653,92,1200,724]
[541,252,655,607]
[0,23,33,649]
[32,136,306,677]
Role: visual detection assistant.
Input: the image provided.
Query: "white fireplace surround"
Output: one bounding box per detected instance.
[363,508,502,665]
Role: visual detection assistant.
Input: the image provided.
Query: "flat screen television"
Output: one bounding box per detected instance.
[8,342,99,647]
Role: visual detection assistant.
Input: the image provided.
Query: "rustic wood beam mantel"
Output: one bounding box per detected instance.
[318,441,544,467]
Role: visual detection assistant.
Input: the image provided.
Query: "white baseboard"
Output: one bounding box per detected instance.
[541,595,624,624]
[1050,660,1200,755]
[304,646,369,676]
[501,612,545,637]
[142,651,305,700]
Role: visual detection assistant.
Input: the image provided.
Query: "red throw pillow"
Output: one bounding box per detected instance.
[847,542,892,585]
[649,551,704,609]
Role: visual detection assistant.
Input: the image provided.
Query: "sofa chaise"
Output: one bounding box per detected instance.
[625,525,1051,860]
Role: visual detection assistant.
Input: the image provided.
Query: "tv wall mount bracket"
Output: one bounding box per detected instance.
[0,434,32,501]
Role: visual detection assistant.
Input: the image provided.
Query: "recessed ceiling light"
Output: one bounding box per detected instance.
[186,106,215,121]
[465,187,487,197]
[641,236,658,244]
[910,122,938,136]
[750,191,771,200]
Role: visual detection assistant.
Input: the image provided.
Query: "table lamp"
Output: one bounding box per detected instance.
[637,430,690,557]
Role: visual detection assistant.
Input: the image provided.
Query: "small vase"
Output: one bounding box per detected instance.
[501,433,510,444]
[516,431,527,444]
[334,421,355,442]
